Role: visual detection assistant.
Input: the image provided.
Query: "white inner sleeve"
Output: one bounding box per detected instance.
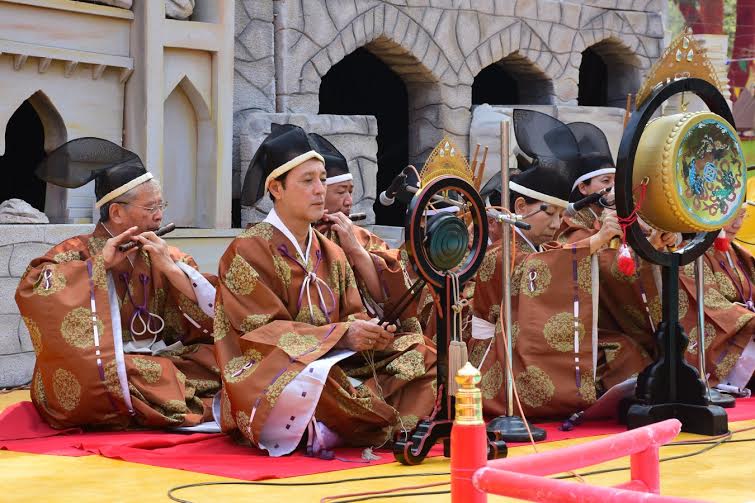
[258,348,355,457]
[107,272,134,413]
[722,337,755,389]
[175,261,216,318]
[124,339,184,356]
[471,315,496,340]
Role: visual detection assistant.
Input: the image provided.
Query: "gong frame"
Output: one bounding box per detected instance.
[405,175,488,287]
[394,175,507,464]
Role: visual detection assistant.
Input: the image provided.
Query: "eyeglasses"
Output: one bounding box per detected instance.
[116,201,169,214]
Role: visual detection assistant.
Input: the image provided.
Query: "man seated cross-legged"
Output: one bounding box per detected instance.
[15,138,220,429]
[215,124,437,457]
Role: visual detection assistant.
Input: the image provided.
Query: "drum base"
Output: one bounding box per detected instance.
[627,402,728,436]
[486,414,547,443]
[625,261,728,436]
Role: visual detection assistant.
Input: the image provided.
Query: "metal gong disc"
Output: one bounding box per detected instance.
[425,213,469,271]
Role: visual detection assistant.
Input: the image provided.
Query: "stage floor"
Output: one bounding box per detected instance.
[1,390,753,502]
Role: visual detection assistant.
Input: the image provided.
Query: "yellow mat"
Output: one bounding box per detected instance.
[1,390,753,502]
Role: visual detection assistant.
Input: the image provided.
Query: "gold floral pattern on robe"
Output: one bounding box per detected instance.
[477,249,499,282]
[266,370,299,407]
[686,323,716,355]
[91,254,107,290]
[22,316,42,353]
[213,304,230,341]
[648,290,689,322]
[33,371,47,405]
[386,349,425,381]
[240,313,273,333]
[735,312,755,331]
[391,332,424,352]
[515,365,555,409]
[273,254,292,289]
[224,254,259,295]
[334,383,375,416]
[578,372,597,404]
[399,317,422,335]
[177,292,211,323]
[713,271,738,300]
[294,304,328,326]
[543,312,585,352]
[188,378,221,395]
[61,307,103,349]
[703,288,735,311]
[133,357,162,384]
[87,236,107,255]
[53,250,81,263]
[577,256,592,294]
[33,265,66,296]
[278,332,320,358]
[518,258,552,298]
[682,261,716,285]
[223,349,264,383]
[239,222,274,241]
[480,361,503,400]
[53,368,81,411]
[715,352,739,381]
[103,360,122,397]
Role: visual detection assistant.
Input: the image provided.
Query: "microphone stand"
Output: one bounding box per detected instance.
[486,120,547,443]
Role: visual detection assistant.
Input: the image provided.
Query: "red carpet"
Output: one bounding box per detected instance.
[1,399,754,480]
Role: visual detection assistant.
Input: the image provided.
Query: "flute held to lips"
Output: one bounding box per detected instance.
[317,212,366,225]
[118,223,177,252]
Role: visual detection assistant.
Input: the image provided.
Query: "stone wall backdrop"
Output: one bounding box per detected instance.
[233,0,664,225]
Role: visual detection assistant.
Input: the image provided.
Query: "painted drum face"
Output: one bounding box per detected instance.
[675,118,745,229]
[634,111,747,233]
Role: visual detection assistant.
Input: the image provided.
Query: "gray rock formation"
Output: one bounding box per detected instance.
[0,199,49,224]
[165,0,194,20]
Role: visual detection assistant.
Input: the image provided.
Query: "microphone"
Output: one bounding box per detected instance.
[565,188,611,217]
[379,166,416,206]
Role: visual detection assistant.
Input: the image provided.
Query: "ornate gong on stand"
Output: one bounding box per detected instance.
[393,175,508,464]
[616,77,742,435]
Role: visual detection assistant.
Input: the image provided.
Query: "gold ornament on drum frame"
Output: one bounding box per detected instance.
[419,137,474,187]
[635,29,725,109]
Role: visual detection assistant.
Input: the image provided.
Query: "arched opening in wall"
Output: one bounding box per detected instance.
[319,45,409,226]
[578,39,641,107]
[0,100,47,212]
[472,53,555,106]
[164,83,198,227]
[162,77,213,228]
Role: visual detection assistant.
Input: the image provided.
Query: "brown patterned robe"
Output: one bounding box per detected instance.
[319,225,425,336]
[560,210,755,390]
[15,223,220,429]
[470,233,650,419]
[678,243,755,387]
[556,209,663,358]
[213,221,437,453]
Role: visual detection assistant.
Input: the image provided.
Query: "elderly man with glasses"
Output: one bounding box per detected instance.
[15,138,220,430]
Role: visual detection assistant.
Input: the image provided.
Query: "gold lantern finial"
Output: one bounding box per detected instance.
[635,29,725,109]
[454,362,483,425]
[419,137,474,187]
